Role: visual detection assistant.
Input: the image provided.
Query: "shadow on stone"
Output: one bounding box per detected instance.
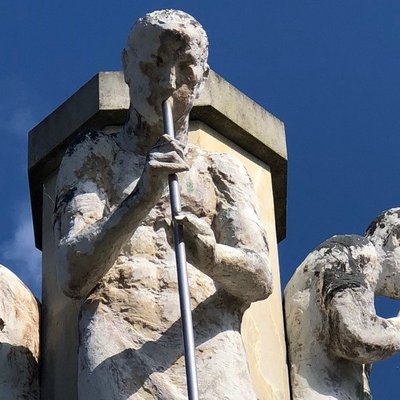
[0,342,39,399]
[87,290,245,398]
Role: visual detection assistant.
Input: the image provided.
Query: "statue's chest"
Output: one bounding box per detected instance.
[179,161,217,220]
[109,149,217,222]
[152,151,217,223]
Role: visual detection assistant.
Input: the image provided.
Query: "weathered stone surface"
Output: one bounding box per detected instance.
[285,208,400,400]
[54,9,272,399]
[190,123,291,400]
[0,265,39,399]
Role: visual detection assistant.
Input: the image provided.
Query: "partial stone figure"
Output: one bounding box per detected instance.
[54,9,272,399]
[0,265,40,399]
[285,208,400,400]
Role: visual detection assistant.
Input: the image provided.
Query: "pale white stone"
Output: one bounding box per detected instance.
[0,264,39,399]
[54,9,272,399]
[285,208,400,400]
[122,9,209,132]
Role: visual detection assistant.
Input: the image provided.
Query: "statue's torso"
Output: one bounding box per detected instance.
[74,131,256,400]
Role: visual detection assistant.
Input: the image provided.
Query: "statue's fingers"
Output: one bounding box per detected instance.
[175,214,197,231]
[175,213,211,236]
[148,159,189,173]
[150,151,187,165]
[153,135,186,159]
[148,152,189,171]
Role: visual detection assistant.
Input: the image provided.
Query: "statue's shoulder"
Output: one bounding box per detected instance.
[0,264,39,397]
[315,234,371,252]
[57,129,119,188]
[304,234,377,285]
[186,144,242,167]
[204,150,252,187]
[290,235,374,283]
[207,150,244,168]
[64,129,117,160]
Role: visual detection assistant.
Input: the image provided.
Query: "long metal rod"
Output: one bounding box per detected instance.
[162,99,199,400]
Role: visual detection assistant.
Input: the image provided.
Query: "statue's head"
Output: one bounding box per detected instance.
[366,208,400,298]
[123,9,209,125]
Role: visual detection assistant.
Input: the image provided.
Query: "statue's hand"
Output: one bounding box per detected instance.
[143,134,189,188]
[175,212,216,272]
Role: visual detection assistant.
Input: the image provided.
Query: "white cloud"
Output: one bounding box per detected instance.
[4,107,36,137]
[0,75,43,139]
[0,76,44,299]
[0,205,41,299]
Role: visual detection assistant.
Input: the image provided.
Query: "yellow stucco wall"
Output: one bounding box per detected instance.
[189,121,290,400]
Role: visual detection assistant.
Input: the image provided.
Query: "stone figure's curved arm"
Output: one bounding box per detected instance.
[323,282,400,363]
[178,153,272,303]
[212,241,272,303]
[54,133,188,299]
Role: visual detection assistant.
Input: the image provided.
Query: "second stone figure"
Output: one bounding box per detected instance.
[285,208,400,400]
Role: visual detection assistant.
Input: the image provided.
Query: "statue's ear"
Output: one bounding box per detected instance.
[122,48,130,85]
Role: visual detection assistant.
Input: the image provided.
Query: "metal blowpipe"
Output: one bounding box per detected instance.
[162,99,199,400]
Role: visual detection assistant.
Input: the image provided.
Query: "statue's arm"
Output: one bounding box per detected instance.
[178,153,272,303]
[54,133,188,299]
[322,272,400,363]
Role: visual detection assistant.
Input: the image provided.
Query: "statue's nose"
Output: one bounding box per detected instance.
[159,67,176,91]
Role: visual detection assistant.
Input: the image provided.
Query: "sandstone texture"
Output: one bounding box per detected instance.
[285,208,400,400]
[54,9,272,399]
[0,265,40,399]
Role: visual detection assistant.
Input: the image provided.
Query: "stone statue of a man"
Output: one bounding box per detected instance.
[285,208,400,400]
[54,9,272,399]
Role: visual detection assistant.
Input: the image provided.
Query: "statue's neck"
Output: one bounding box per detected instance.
[123,107,189,154]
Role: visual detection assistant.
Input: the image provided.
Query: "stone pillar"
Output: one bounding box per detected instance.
[28,70,288,399]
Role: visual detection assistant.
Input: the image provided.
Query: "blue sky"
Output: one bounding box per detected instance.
[1,1,400,397]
